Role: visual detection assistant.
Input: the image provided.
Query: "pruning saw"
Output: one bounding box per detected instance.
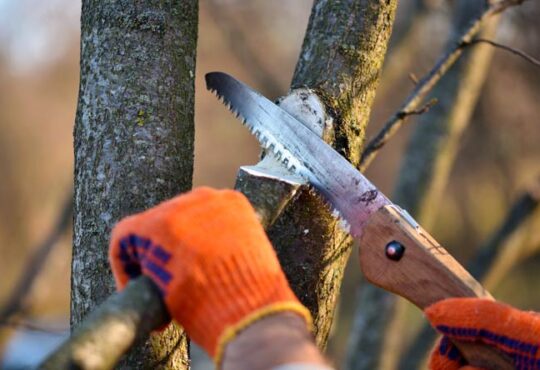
[205,72,513,370]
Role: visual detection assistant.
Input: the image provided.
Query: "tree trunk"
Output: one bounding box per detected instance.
[72,1,197,368]
[346,1,501,369]
[237,0,397,349]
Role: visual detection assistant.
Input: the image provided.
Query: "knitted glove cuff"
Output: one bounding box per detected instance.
[167,245,310,359]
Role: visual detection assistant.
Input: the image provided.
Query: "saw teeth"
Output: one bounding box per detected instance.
[331,208,342,220]
[339,218,351,234]
[210,88,307,179]
[330,207,351,233]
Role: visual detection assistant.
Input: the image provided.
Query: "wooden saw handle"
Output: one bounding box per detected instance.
[358,205,514,370]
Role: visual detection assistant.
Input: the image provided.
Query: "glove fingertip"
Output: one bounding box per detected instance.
[424,298,457,323]
[424,298,494,325]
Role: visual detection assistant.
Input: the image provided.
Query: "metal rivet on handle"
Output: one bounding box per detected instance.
[385,241,405,261]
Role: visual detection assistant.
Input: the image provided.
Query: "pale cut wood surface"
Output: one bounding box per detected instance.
[358,205,513,370]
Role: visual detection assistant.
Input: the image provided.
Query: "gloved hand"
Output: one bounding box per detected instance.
[108,187,311,364]
[425,298,540,370]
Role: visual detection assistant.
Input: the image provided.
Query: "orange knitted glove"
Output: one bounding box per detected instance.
[108,187,311,363]
[425,298,540,370]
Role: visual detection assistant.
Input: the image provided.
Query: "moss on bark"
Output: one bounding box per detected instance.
[241,0,398,348]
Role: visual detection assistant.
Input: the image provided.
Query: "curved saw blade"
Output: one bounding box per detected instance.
[205,72,390,237]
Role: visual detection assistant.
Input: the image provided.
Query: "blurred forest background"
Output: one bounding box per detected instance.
[0,0,539,368]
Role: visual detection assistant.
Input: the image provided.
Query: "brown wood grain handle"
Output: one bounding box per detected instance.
[358,205,514,370]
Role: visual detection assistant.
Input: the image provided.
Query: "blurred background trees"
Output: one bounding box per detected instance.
[0,0,539,368]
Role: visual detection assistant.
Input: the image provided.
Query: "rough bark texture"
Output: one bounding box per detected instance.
[346,2,501,369]
[234,0,397,349]
[281,0,397,348]
[292,0,397,168]
[72,1,197,367]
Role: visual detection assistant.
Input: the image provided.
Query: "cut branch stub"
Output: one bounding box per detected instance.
[236,165,303,229]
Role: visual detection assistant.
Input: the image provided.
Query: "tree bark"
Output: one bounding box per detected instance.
[291,0,397,168]
[346,1,501,369]
[235,0,397,349]
[72,1,197,368]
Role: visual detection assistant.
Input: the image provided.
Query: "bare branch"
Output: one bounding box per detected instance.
[38,187,296,370]
[0,194,72,323]
[465,38,540,67]
[364,98,438,153]
[408,72,419,85]
[396,98,438,121]
[40,277,171,370]
[358,0,528,172]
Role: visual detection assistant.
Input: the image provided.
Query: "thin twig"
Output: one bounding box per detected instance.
[0,193,73,322]
[396,98,438,120]
[365,98,438,152]
[358,0,527,172]
[408,72,419,85]
[465,38,540,67]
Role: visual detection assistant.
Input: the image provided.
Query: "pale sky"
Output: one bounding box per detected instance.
[0,0,80,73]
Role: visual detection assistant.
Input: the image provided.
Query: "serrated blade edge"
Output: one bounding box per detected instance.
[205,72,391,237]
